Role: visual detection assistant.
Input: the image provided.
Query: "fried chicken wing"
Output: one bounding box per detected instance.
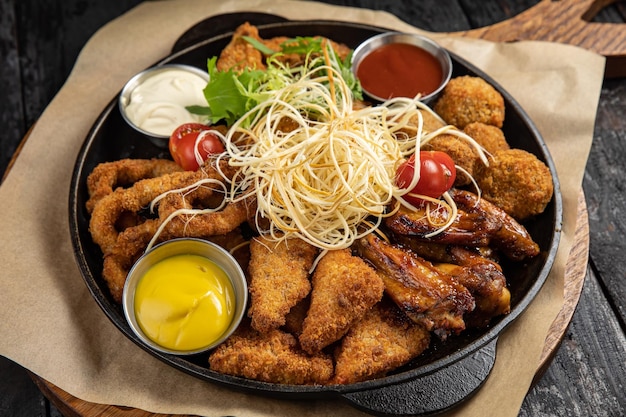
[332,299,430,384]
[432,246,510,327]
[384,201,500,247]
[450,188,540,261]
[386,189,540,261]
[247,237,317,333]
[216,22,266,72]
[355,234,474,339]
[298,249,384,354]
[209,323,333,385]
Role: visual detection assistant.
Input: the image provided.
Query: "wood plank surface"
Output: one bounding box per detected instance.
[449,0,626,77]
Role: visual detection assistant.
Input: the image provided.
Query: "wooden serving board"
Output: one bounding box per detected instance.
[448,0,626,78]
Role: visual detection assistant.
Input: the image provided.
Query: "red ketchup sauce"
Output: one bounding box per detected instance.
[356,43,443,100]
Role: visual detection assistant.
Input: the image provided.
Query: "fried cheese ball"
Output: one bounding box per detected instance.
[475,149,553,220]
[422,132,478,186]
[434,76,505,129]
[463,122,510,155]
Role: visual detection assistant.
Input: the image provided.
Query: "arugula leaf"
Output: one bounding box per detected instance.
[203,57,266,126]
[185,105,212,116]
[199,37,364,127]
[241,36,276,55]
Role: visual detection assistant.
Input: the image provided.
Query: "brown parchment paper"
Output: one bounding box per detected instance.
[0,0,604,416]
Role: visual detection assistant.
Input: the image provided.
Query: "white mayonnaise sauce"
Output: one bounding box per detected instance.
[124,67,209,136]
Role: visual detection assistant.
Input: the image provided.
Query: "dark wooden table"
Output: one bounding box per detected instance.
[1,1,625,416]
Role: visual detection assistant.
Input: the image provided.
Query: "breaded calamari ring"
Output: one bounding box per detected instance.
[89,161,230,255]
[101,219,160,303]
[86,158,182,213]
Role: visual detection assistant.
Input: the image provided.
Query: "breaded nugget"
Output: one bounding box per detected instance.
[209,324,333,385]
[475,149,554,220]
[422,133,478,186]
[332,299,431,384]
[434,76,505,129]
[216,22,265,72]
[463,122,509,155]
[299,249,384,354]
[247,236,317,333]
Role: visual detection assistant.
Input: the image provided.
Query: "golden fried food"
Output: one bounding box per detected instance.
[463,122,509,155]
[88,161,232,255]
[247,236,317,333]
[86,158,182,214]
[395,109,446,142]
[355,234,475,339]
[157,192,250,240]
[216,22,266,72]
[282,296,310,337]
[89,170,198,255]
[432,246,510,328]
[299,249,384,354]
[82,23,554,387]
[450,188,540,260]
[434,75,505,129]
[386,189,540,261]
[475,149,554,221]
[422,132,478,186]
[101,219,160,302]
[209,323,333,385]
[332,299,430,384]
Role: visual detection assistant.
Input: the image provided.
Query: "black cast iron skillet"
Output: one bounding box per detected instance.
[69,13,562,416]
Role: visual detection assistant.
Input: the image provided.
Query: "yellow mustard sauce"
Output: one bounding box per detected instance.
[134,254,235,351]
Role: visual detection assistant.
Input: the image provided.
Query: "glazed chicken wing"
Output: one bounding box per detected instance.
[433,246,510,328]
[385,189,539,261]
[355,234,474,339]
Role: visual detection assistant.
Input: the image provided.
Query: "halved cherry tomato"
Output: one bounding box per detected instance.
[169,123,225,171]
[396,151,456,204]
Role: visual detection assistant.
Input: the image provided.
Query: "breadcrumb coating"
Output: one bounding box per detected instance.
[463,122,510,155]
[434,75,505,129]
[299,249,384,354]
[209,324,334,385]
[475,149,553,220]
[247,237,317,333]
[332,299,430,384]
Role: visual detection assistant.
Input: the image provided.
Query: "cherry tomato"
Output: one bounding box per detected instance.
[396,151,456,204]
[169,123,225,171]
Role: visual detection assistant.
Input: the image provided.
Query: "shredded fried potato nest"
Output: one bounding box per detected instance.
[152,42,486,251]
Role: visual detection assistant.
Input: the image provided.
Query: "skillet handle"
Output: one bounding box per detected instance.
[341,338,497,416]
